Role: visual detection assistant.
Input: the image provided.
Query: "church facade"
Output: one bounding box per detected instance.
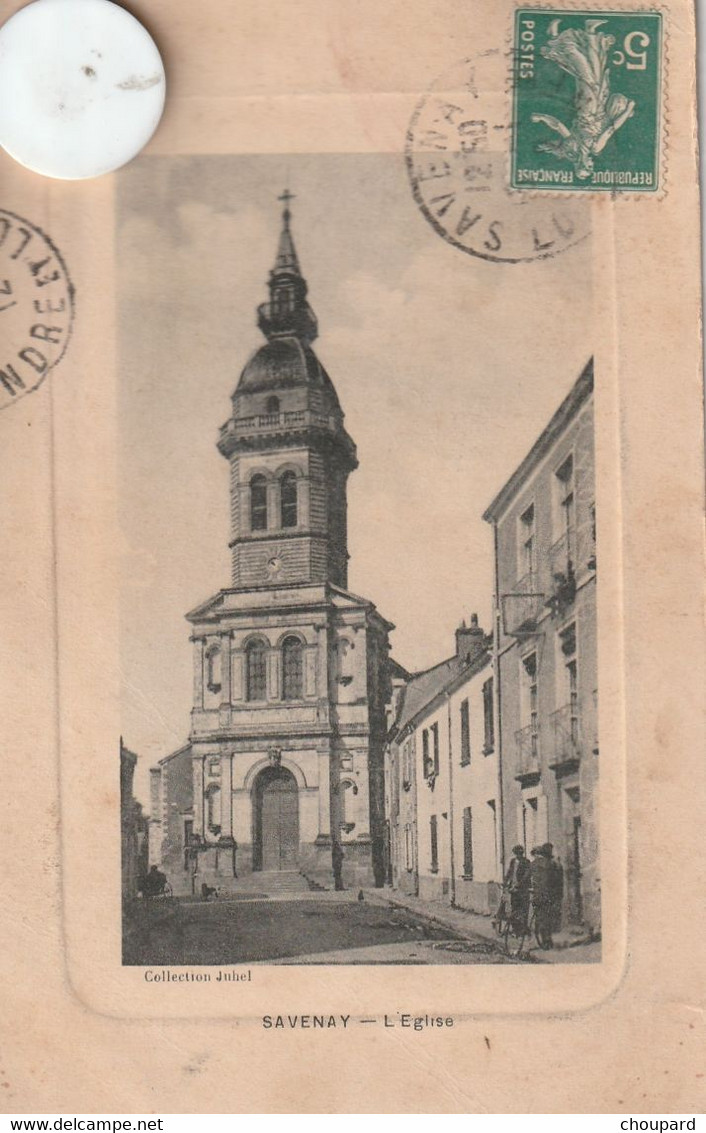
[149,198,394,890]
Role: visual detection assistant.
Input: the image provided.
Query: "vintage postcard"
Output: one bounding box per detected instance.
[0,0,703,1114]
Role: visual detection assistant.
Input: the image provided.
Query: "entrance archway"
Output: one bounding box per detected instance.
[252,766,299,871]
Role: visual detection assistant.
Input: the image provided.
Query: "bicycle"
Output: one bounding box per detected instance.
[493,890,533,957]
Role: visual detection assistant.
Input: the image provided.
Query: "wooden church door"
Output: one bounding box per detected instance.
[259,768,299,870]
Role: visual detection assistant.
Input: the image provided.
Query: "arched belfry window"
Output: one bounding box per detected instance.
[280,470,298,529]
[281,635,304,701]
[246,639,268,701]
[250,474,268,531]
[266,396,280,415]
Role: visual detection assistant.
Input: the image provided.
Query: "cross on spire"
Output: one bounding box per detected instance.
[258,187,317,344]
[273,187,300,275]
[278,188,295,231]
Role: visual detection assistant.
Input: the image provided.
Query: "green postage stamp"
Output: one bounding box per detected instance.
[511,9,663,191]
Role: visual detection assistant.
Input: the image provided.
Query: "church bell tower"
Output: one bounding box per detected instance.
[217,191,357,592]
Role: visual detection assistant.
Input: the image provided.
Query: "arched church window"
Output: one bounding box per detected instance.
[281,635,304,700]
[280,470,298,528]
[246,639,267,701]
[266,396,280,415]
[250,474,268,531]
[205,645,222,693]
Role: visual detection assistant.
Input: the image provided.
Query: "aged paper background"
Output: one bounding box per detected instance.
[0,0,704,1113]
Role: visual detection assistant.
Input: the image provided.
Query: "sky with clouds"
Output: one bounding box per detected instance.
[117,153,593,801]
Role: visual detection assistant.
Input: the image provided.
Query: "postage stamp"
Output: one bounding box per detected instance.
[0,209,75,411]
[511,9,663,191]
[406,52,591,262]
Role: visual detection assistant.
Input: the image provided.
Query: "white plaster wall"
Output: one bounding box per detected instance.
[450,665,500,885]
[414,704,451,883]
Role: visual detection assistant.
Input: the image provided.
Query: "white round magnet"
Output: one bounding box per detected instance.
[0,0,165,179]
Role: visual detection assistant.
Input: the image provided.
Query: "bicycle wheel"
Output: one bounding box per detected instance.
[530,909,541,948]
[493,900,507,936]
[502,915,512,955]
[514,919,529,957]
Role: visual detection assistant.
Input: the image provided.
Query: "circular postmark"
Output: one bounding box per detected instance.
[406,53,591,263]
[0,209,75,410]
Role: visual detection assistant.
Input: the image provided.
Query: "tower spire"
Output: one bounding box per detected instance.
[274,189,300,274]
[257,191,318,344]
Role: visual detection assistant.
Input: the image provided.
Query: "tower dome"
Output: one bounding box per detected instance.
[229,192,343,419]
[238,338,321,390]
[236,337,343,417]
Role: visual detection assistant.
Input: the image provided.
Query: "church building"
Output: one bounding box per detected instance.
[149,196,395,891]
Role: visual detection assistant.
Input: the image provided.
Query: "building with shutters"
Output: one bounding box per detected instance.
[148,195,394,892]
[483,359,599,932]
[383,361,598,934]
[384,616,502,914]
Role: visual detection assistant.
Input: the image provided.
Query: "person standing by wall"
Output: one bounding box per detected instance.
[505,844,532,931]
[543,842,564,935]
[332,841,345,891]
[530,845,554,949]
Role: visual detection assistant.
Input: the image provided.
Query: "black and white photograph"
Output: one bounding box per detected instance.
[119,154,598,966]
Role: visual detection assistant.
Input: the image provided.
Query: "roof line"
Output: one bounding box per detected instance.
[482,358,594,524]
[328,583,396,629]
[152,741,191,771]
[186,584,395,628]
[406,653,458,682]
[395,651,491,740]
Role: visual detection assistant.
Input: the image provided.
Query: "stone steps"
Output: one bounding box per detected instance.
[235,871,311,894]
[171,869,315,897]
[165,868,340,898]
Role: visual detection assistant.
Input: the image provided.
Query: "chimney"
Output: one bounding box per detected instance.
[455,613,486,662]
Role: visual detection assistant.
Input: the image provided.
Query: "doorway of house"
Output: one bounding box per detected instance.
[253,766,299,871]
[567,813,583,923]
